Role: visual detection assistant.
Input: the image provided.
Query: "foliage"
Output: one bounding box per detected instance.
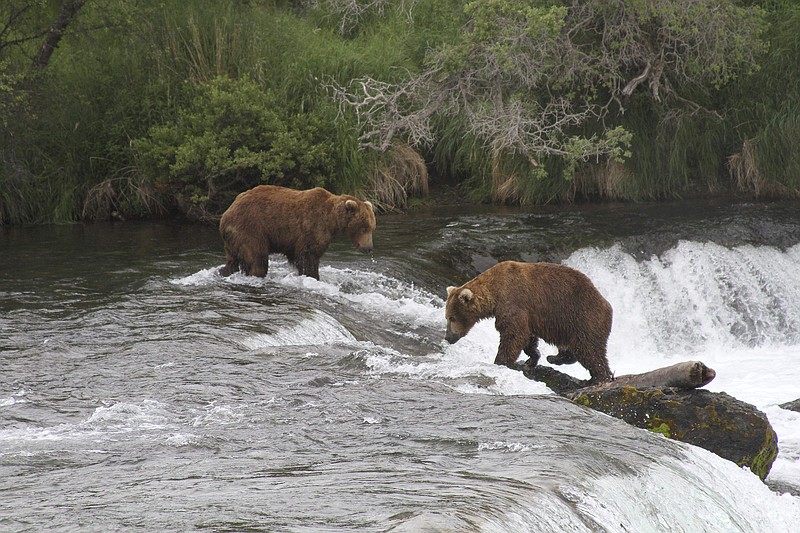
[724,0,800,197]
[331,0,765,189]
[0,0,798,224]
[363,140,428,210]
[301,0,420,36]
[132,76,337,220]
[0,61,26,127]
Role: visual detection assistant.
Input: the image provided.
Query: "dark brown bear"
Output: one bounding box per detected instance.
[219,185,376,280]
[444,261,614,384]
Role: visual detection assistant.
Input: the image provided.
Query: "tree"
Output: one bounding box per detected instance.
[0,1,88,71]
[329,0,767,180]
[30,0,87,71]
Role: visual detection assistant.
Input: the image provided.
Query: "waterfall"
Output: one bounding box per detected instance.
[566,242,800,355]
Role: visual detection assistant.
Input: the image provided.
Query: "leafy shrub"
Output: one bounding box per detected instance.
[133,76,337,220]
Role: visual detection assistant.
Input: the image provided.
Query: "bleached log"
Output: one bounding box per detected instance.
[521,360,716,395]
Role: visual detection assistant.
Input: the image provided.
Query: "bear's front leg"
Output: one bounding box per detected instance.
[494,330,528,369]
[302,255,320,280]
[493,315,529,369]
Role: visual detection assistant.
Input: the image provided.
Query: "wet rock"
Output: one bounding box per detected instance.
[521,364,588,394]
[522,364,778,481]
[779,398,800,412]
[570,387,778,481]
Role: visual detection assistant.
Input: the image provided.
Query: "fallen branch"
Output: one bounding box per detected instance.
[522,360,716,395]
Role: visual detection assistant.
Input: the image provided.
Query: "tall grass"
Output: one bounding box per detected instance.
[728,104,800,198]
[429,115,493,201]
[363,140,428,210]
[147,2,259,85]
[725,2,800,197]
[612,93,728,201]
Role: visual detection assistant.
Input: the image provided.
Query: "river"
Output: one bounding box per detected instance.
[1,199,799,531]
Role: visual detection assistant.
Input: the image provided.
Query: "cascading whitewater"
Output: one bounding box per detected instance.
[566,242,800,355]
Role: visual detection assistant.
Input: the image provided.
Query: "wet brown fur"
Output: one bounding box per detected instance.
[219,185,376,280]
[445,261,614,383]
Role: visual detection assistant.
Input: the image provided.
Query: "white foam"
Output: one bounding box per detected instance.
[566,242,800,357]
[275,265,444,328]
[0,400,174,444]
[165,433,200,447]
[764,405,800,489]
[170,266,221,286]
[564,242,800,489]
[362,321,552,397]
[477,441,539,453]
[581,445,800,532]
[238,310,356,349]
[173,260,445,329]
[0,389,29,407]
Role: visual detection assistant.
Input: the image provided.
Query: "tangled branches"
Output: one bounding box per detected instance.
[327,0,766,175]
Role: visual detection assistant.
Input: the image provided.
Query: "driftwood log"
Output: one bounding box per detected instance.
[583,360,716,391]
[521,360,778,480]
[520,360,716,395]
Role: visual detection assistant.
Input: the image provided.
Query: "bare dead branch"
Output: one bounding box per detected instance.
[326,0,764,167]
[622,62,651,97]
[303,0,418,35]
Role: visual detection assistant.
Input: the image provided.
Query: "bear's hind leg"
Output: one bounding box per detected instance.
[295,249,321,280]
[219,242,240,276]
[547,349,578,366]
[577,347,613,384]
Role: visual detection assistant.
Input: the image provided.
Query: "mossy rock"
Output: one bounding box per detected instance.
[522,365,778,480]
[568,387,778,480]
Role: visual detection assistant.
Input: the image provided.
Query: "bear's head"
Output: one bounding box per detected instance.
[343,198,377,253]
[444,286,479,344]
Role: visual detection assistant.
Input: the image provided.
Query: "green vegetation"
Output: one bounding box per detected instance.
[1,0,798,224]
[132,76,339,220]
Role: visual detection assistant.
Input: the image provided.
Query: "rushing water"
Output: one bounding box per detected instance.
[1,200,800,532]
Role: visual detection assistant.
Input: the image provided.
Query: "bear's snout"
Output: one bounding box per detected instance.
[445,326,461,344]
[354,233,373,253]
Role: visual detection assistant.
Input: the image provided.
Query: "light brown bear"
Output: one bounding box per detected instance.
[444,261,614,384]
[219,185,376,280]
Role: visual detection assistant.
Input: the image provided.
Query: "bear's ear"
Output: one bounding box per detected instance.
[446,286,456,297]
[458,288,474,304]
[364,200,375,213]
[345,199,358,212]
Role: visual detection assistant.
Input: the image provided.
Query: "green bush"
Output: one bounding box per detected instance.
[133,76,337,220]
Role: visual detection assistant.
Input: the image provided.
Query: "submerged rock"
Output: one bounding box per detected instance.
[522,364,778,481]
